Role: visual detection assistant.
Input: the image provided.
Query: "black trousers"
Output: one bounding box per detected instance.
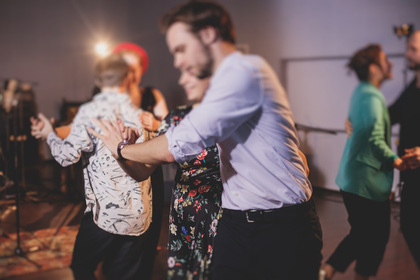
[327,191,390,276]
[400,180,420,269]
[70,212,149,280]
[138,166,165,279]
[212,199,323,280]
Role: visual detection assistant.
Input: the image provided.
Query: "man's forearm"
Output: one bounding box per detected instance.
[121,134,175,165]
[116,160,157,182]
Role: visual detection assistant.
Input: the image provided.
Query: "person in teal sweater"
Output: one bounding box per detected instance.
[323,44,406,280]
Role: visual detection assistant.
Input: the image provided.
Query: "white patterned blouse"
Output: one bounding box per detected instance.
[46,91,152,236]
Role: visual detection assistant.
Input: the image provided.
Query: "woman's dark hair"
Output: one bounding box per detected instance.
[160,1,236,44]
[347,44,382,81]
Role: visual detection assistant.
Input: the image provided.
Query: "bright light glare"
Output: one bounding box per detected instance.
[95,42,110,57]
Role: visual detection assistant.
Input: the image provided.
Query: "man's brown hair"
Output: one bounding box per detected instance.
[160,0,236,44]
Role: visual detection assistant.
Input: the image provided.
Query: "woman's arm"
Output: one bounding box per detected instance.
[140,89,168,131]
[152,88,169,121]
[362,96,405,171]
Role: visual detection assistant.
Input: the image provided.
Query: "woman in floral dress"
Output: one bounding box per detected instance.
[156,71,223,280]
[157,105,222,279]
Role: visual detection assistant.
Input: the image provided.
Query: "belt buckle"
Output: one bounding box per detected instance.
[246,210,258,223]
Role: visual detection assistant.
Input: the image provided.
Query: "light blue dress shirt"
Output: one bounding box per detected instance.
[165,52,311,210]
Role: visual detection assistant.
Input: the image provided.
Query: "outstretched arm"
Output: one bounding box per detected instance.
[88,118,174,165]
[30,113,54,140]
[140,111,161,132]
[31,113,72,140]
[401,147,420,170]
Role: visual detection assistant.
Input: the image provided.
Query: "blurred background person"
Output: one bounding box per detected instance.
[31,43,167,279]
[112,42,168,132]
[389,30,420,269]
[324,44,406,280]
[156,71,222,280]
[345,30,420,270]
[31,53,154,280]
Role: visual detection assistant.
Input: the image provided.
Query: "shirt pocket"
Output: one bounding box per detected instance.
[356,153,381,170]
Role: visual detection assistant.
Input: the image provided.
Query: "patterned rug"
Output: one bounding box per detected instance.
[0,225,78,278]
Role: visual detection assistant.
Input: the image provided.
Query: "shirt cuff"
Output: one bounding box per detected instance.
[46,131,60,145]
[165,125,183,163]
[388,154,398,167]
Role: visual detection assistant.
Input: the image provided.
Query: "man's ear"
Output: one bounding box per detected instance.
[94,78,102,89]
[121,75,130,89]
[368,63,378,77]
[198,26,218,45]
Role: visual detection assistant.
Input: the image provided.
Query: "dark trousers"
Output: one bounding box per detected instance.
[138,166,165,279]
[70,212,149,280]
[400,180,420,269]
[327,191,390,276]
[212,199,323,280]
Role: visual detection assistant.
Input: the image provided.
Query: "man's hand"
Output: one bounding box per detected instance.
[393,157,407,171]
[30,113,54,140]
[345,117,353,138]
[88,119,137,158]
[140,111,160,132]
[401,147,420,170]
[121,123,141,145]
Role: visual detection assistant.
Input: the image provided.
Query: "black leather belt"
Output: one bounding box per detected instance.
[222,200,312,223]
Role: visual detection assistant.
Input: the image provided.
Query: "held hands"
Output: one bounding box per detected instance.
[401,147,420,170]
[344,117,415,171]
[140,111,160,132]
[393,157,407,171]
[30,113,54,140]
[87,119,140,158]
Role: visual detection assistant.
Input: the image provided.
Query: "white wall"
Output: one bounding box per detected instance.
[266,0,420,190]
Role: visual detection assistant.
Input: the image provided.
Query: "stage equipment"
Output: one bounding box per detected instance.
[394,23,414,39]
[0,79,41,266]
[1,79,39,188]
[0,173,13,193]
[393,24,415,87]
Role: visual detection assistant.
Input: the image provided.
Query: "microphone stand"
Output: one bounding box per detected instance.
[0,100,41,268]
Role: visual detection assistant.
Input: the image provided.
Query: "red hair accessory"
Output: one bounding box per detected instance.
[112,42,149,74]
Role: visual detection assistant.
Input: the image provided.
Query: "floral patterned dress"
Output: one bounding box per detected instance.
[157,106,223,280]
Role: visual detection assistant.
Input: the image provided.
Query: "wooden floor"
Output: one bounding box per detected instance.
[316,190,420,280]
[1,167,420,280]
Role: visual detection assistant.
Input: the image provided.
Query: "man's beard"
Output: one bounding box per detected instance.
[408,60,420,71]
[196,42,214,80]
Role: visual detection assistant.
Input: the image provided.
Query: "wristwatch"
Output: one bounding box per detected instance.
[117,139,130,160]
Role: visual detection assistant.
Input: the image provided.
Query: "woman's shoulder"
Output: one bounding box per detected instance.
[156,105,193,135]
[165,105,193,122]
